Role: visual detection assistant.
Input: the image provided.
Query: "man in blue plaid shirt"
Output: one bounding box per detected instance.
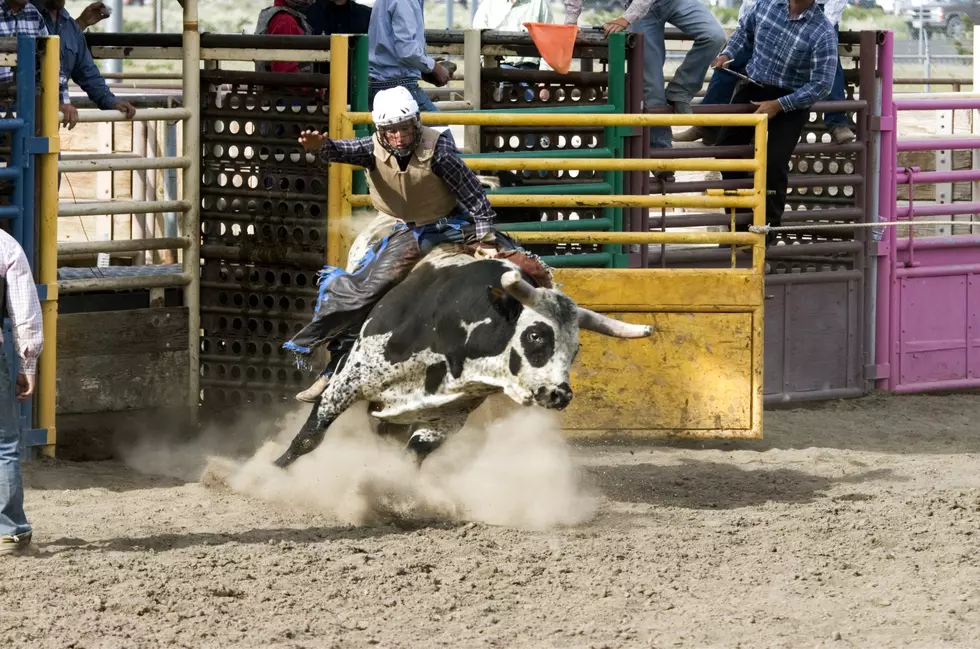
[0,0,72,127]
[711,0,837,243]
[284,86,551,403]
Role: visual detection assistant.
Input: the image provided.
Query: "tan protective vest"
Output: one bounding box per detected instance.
[368,127,459,224]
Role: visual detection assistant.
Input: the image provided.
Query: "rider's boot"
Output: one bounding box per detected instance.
[295,373,331,403]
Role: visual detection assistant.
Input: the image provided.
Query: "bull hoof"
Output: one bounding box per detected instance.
[273,452,297,469]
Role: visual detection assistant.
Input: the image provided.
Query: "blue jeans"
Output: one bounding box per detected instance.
[628,0,726,149]
[700,26,848,130]
[368,79,457,147]
[823,26,848,129]
[0,351,29,538]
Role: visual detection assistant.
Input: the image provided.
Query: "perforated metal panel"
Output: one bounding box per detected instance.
[478,68,614,262]
[199,75,329,415]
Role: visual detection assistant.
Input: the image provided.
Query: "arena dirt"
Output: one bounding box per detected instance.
[5,392,980,649]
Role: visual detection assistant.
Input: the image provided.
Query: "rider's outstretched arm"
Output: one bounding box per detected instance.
[429,133,496,242]
[316,135,378,170]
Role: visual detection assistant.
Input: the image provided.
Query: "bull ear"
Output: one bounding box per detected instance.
[487,286,522,322]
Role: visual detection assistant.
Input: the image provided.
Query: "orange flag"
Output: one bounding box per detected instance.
[524,23,578,75]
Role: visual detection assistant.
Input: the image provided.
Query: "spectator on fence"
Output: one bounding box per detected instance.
[367,0,452,111]
[254,0,316,74]
[564,0,725,178]
[710,0,837,243]
[0,0,73,129]
[674,0,855,146]
[0,229,44,557]
[33,0,136,129]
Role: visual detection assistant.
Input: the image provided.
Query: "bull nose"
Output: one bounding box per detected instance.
[537,383,572,410]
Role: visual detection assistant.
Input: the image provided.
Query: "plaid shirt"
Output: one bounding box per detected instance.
[0,0,69,104]
[318,131,496,239]
[723,0,837,113]
[0,229,43,375]
[739,0,847,25]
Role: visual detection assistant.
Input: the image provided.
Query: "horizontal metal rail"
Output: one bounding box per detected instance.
[58,237,189,255]
[347,112,768,128]
[58,200,191,217]
[897,137,980,152]
[896,168,980,184]
[894,98,980,111]
[103,72,182,80]
[350,194,758,210]
[89,46,182,60]
[201,48,331,63]
[468,158,761,172]
[58,272,192,295]
[896,202,980,219]
[60,152,142,161]
[58,107,191,124]
[504,231,762,246]
[0,117,25,131]
[433,101,473,111]
[59,156,191,173]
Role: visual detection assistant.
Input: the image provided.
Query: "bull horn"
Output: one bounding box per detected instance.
[500,270,542,308]
[577,308,653,339]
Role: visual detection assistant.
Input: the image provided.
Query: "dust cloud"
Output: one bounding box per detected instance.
[204,399,599,531]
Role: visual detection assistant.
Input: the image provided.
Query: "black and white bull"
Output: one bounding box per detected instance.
[273,249,653,469]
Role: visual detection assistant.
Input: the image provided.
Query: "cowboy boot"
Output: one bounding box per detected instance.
[295,374,331,403]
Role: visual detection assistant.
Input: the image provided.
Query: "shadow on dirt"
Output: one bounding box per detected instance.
[38,521,445,555]
[586,460,897,509]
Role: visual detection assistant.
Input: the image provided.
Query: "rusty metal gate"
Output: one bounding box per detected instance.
[198,69,330,419]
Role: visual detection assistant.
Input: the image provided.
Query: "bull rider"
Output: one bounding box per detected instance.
[284,85,551,403]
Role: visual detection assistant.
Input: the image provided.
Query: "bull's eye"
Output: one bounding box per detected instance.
[520,323,555,368]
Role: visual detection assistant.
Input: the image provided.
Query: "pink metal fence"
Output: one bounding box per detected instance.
[875,30,980,392]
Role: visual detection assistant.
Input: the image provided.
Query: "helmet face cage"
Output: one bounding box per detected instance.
[377,116,421,158]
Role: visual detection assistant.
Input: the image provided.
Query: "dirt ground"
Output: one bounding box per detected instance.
[3,392,980,648]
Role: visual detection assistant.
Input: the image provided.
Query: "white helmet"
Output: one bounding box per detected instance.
[372,86,422,157]
[372,86,420,128]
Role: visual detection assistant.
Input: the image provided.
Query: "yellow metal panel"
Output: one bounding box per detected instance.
[553,269,763,440]
[554,269,763,310]
[564,311,756,434]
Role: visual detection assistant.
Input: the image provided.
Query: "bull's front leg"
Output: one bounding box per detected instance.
[406,411,469,467]
[274,372,360,469]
